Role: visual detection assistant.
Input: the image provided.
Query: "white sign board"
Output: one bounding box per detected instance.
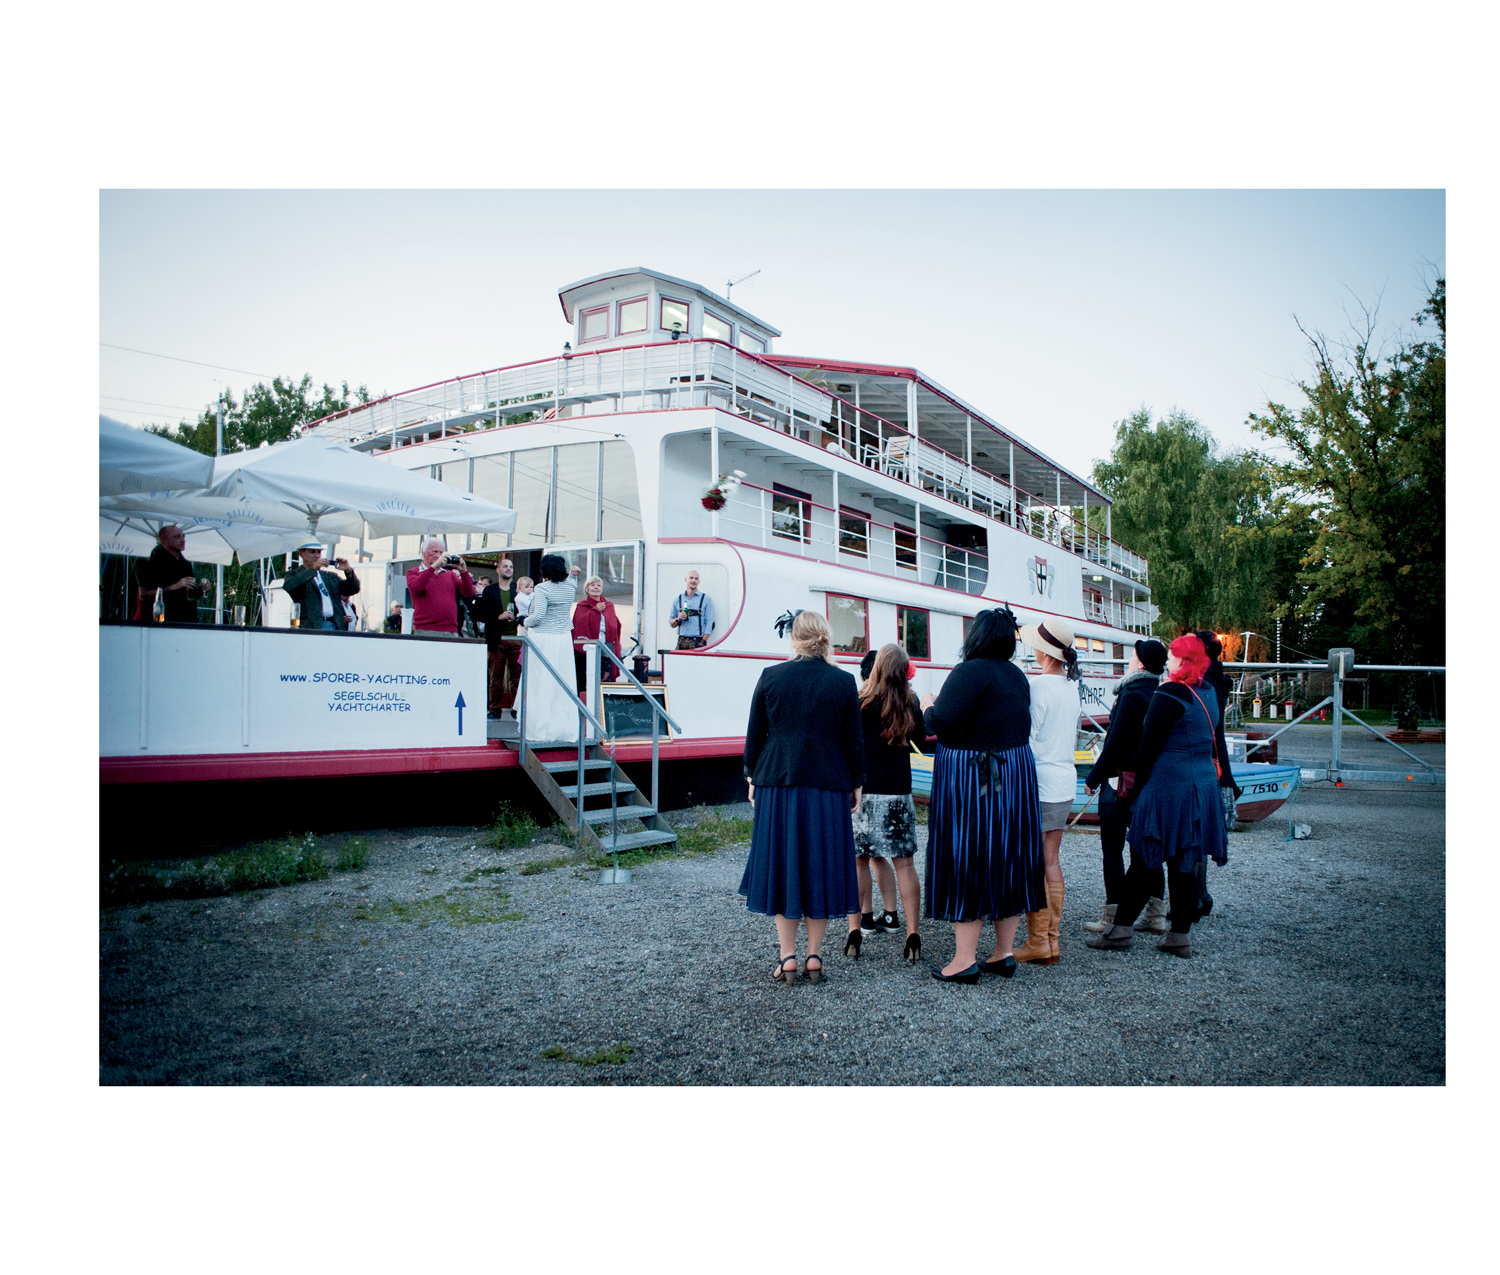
[101,626,488,756]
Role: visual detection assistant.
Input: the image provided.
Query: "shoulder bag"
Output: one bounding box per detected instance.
[1186,686,1224,782]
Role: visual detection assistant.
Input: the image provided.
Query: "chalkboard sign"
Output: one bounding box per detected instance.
[601,686,672,740]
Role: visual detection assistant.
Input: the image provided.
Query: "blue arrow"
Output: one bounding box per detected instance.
[455,691,466,736]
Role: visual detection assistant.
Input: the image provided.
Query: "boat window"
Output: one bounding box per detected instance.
[660,297,689,336]
[962,615,975,645]
[738,330,766,355]
[440,461,472,552]
[894,523,917,571]
[1092,638,1106,652]
[1074,636,1090,651]
[772,483,811,544]
[1113,643,1125,662]
[580,305,609,343]
[471,453,512,551]
[827,594,868,654]
[600,440,643,541]
[554,442,600,544]
[510,447,554,545]
[617,296,648,335]
[898,606,929,660]
[702,311,731,342]
[838,507,869,559]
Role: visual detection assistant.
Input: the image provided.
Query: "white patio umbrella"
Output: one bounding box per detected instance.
[101,493,332,551]
[200,434,517,537]
[100,414,216,496]
[99,507,310,566]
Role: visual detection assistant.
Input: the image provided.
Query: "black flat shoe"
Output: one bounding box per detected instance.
[802,954,824,984]
[903,933,922,963]
[931,962,980,985]
[979,954,1016,978]
[844,929,862,959]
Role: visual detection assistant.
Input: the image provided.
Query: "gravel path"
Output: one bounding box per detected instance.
[100,783,1444,1085]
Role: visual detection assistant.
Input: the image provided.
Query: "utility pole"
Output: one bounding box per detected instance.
[215,397,224,624]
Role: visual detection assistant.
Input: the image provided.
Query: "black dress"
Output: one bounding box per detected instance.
[738,657,865,919]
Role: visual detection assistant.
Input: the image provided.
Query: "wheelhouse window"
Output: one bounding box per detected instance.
[738,330,766,355]
[827,594,869,654]
[898,606,929,660]
[617,296,648,335]
[580,305,609,344]
[660,297,689,336]
[838,507,869,559]
[702,311,731,342]
[894,523,918,571]
[772,482,811,544]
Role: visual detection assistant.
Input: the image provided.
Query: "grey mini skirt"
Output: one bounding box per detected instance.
[1039,799,1073,832]
[851,792,918,859]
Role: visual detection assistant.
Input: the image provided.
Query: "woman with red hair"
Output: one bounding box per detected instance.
[1086,633,1228,957]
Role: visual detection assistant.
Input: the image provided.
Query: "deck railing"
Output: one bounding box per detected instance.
[305,338,1148,585]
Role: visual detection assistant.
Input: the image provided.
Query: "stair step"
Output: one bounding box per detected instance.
[558,780,640,800]
[579,805,657,824]
[596,829,679,853]
[541,758,615,774]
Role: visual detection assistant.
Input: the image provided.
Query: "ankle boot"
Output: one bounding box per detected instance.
[1134,895,1169,934]
[1158,930,1192,958]
[1045,880,1064,961]
[1085,924,1135,950]
[1083,902,1117,933]
[1014,897,1055,965]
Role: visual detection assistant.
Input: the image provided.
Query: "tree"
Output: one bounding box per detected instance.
[1091,408,1286,639]
[1247,278,1445,667]
[146,374,371,456]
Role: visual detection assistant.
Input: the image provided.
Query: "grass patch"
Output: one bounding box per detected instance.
[486,801,541,851]
[913,802,929,825]
[519,857,572,876]
[102,833,357,904]
[353,886,522,928]
[542,1042,635,1068]
[335,838,370,872]
[672,811,753,856]
[460,865,507,883]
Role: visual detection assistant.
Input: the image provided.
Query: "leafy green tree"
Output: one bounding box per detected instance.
[1247,279,1445,667]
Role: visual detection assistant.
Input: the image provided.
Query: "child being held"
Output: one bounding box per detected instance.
[514,577,535,620]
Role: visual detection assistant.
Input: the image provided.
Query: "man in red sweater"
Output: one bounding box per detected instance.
[405,537,476,636]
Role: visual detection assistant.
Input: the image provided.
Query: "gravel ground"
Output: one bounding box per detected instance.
[100,782,1444,1085]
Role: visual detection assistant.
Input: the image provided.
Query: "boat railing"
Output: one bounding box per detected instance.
[1082,594,1156,634]
[717,480,990,596]
[303,338,1147,585]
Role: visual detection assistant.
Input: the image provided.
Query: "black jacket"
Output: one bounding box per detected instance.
[922,656,1032,752]
[1203,662,1241,793]
[471,582,520,649]
[283,564,360,631]
[744,657,865,792]
[860,691,927,796]
[1085,670,1158,805]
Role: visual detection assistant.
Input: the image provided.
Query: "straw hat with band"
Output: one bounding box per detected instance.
[1020,617,1081,681]
[297,539,325,555]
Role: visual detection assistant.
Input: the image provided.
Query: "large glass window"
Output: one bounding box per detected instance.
[471,453,511,552]
[660,297,689,335]
[440,461,471,552]
[894,523,918,570]
[738,330,766,355]
[617,296,648,334]
[827,594,868,654]
[702,311,731,342]
[600,440,643,540]
[898,606,929,660]
[554,442,599,544]
[838,507,869,559]
[772,483,811,544]
[580,306,609,343]
[510,447,554,546]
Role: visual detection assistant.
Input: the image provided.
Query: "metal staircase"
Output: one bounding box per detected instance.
[510,632,684,878]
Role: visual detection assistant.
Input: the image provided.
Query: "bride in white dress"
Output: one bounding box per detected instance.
[519,555,583,742]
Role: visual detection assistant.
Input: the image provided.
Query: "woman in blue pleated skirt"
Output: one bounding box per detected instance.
[919,607,1046,983]
[739,610,865,986]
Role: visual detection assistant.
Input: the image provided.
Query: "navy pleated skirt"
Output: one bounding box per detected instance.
[739,785,860,920]
[925,742,1046,923]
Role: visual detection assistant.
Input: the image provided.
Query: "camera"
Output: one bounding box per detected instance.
[443,555,465,570]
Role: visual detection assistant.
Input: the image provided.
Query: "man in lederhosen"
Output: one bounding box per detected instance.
[668,570,715,650]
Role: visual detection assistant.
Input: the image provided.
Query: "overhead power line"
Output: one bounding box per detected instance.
[100,341,277,380]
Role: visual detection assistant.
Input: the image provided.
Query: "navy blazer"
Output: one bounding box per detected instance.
[743,656,865,792]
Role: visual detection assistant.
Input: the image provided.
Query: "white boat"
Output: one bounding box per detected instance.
[102,267,1158,784]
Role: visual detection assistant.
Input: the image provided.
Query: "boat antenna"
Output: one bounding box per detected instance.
[726,269,760,300]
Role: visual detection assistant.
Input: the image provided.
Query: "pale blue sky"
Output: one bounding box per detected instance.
[100,189,1444,479]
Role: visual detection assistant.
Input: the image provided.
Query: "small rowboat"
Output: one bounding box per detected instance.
[907,746,1299,825]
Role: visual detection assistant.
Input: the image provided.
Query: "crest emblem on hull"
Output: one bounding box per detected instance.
[1026,555,1054,598]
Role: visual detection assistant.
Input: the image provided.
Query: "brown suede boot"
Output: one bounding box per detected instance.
[1045,880,1065,962]
[1014,897,1055,965]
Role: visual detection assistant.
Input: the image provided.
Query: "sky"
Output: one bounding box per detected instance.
[99,189,1444,481]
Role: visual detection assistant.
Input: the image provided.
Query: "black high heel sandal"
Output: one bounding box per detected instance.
[772,955,798,986]
[844,929,862,959]
[802,954,824,984]
[903,933,921,963]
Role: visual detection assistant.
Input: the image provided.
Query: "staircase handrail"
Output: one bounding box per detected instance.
[590,640,684,734]
[505,633,608,740]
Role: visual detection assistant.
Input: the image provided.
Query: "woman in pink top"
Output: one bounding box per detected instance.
[405,537,476,635]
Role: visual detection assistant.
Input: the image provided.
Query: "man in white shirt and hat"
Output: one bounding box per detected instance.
[283,539,361,631]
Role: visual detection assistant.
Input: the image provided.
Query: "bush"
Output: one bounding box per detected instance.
[335,838,370,872]
[102,833,340,905]
[487,802,540,850]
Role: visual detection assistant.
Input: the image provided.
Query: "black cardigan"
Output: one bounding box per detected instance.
[1084,671,1158,803]
[859,691,927,796]
[922,657,1032,752]
[744,657,865,791]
